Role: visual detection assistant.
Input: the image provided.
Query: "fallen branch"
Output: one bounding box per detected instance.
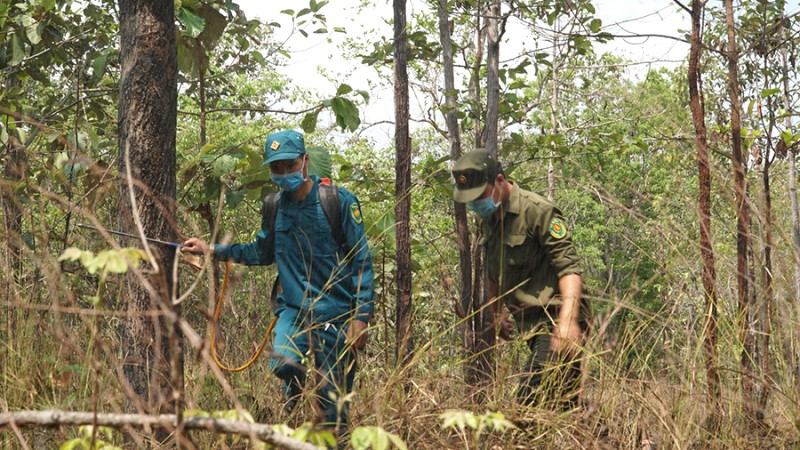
[0,410,321,450]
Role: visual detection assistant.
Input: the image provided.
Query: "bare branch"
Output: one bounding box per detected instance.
[0,410,321,450]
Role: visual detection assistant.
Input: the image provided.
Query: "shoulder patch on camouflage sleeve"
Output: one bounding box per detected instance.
[350,202,363,224]
[549,217,567,239]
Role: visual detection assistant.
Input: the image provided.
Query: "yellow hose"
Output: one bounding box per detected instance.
[211,262,277,372]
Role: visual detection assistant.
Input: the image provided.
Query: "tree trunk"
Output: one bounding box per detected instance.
[547,18,561,202]
[437,0,472,325]
[484,0,500,153]
[780,19,800,383]
[723,0,756,424]
[393,0,414,368]
[689,0,721,423]
[117,0,183,444]
[469,2,484,148]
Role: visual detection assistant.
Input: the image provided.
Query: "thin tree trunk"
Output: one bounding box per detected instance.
[688,0,721,423]
[465,0,500,400]
[724,0,756,424]
[470,2,485,148]
[547,19,560,202]
[393,0,414,368]
[437,0,472,324]
[484,0,500,153]
[117,0,183,444]
[780,19,800,383]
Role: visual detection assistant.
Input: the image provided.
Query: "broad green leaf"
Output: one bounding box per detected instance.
[91,48,110,80]
[212,154,241,177]
[375,428,389,450]
[0,3,10,33]
[306,145,332,178]
[331,97,360,131]
[350,427,372,450]
[11,35,25,66]
[301,109,320,133]
[225,189,245,209]
[21,15,41,45]
[336,83,353,96]
[93,250,128,274]
[177,7,205,38]
[589,18,602,33]
[196,4,227,47]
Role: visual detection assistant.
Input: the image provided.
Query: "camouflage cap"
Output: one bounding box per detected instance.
[263,130,306,166]
[452,149,498,203]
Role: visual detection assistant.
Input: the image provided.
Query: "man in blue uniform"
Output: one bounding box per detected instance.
[182,130,375,432]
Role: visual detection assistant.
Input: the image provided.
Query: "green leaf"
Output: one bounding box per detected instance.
[225,189,245,209]
[59,438,83,450]
[91,48,110,80]
[59,247,85,262]
[760,87,781,99]
[178,7,205,38]
[306,145,332,178]
[21,15,41,45]
[93,250,128,274]
[336,83,353,96]
[350,427,372,450]
[212,154,240,177]
[331,97,360,131]
[301,109,320,133]
[196,4,227,47]
[11,34,26,66]
[588,18,602,34]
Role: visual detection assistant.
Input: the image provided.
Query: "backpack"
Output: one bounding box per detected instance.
[261,178,348,257]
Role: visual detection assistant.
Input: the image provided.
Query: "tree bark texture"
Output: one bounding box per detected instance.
[780,21,800,383]
[724,0,756,422]
[116,0,183,438]
[393,0,414,368]
[469,2,485,148]
[689,0,721,415]
[484,0,500,153]
[437,0,472,322]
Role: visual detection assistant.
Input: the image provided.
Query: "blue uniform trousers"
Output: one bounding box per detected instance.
[269,306,357,431]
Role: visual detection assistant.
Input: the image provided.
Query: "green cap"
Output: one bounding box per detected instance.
[263,130,306,166]
[452,149,498,203]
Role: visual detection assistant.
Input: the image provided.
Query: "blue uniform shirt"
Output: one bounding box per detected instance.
[213,176,375,324]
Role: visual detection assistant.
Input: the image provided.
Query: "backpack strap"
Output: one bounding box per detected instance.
[318,183,348,255]
[262,192,280,256]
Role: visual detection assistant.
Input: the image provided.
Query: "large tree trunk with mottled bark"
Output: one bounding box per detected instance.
[117,0,183,444]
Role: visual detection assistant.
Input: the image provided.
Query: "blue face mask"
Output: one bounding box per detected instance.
[270,159,307,192]
[467,185,500,218]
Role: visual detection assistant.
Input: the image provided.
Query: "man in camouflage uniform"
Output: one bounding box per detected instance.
[452,149,588,409]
